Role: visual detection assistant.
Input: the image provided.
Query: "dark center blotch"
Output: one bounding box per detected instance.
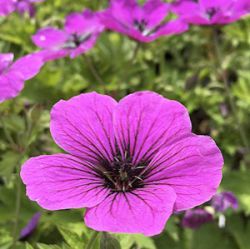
[206,7,218,19]
[134,19,148,33]
[101,153,147,193]
[64,33,92,48]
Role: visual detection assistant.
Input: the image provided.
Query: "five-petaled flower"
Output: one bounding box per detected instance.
[100,0,188,43]
[32,10,104,62]
[21,91,223,236]
[0,0,43,17]
[172,0,250,26]
[0,53,43,103]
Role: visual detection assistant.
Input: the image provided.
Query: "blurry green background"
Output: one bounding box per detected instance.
[0,0,250,248]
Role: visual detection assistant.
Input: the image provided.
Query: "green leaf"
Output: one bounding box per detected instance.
[57,226,85,249]
[191,223,239,249]
[0,151,20,179]
[226,215,250,249]
[25,243,34,249]
[221,170,250,214]
[100,233,121,249]
[37,243,63,249]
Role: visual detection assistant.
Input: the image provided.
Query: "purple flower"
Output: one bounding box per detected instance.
[172,0,250,26]
[0,0,43,17]
[100,0,188,43]
[21,91,223,236]
[0,0,15,16]
[32,10,104,61]
[0,53,43,103]
[182,208,213,229]
[20,212,41,240]
[211,191,238,212]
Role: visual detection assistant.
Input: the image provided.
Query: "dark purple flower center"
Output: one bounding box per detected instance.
[101,153,148,193]
[64,33,92,48]
[206,7,219,19]
[134,19,148,33]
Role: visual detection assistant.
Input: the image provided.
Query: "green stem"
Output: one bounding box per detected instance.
[212,29,250,152]
[0,119,15,147]
[85,231,99,249]
[11,171,22,249]
[131,42,141,63]
[83,54,106,92]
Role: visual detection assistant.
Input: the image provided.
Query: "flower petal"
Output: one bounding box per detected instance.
[0,0,15,16]
[32,27,68,49]
[0,74,23,103]
[21,154,109,210]
[108,0,137,27]
[146,135,223,211]
[9,53,43,80]
[65,10,104,35]
[50,93,117,163]
[35,49,69,62]
[20,212,41,240]
[113,91,191,165]
[84,184,176,236]
[0,53,14,73]
[154,19,189,38]
[143,0,169,28]
[182,208,213,229]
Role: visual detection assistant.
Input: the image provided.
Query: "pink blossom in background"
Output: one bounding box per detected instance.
[20,212,41,240]
[0,53,43,103]
[32,10,104,61]
[211,191,238,212]
[0,0,15,16]
[21,91,223,236]
[182,208,213,229]
[100,0,188,43]
[0,0,44,17]
[172,0,250,26]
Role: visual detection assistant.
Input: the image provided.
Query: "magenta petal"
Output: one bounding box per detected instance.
[84,184,176,236]
[143,0,169,28]
[50,93,117,163]
[0,0,15,16]
[0,53,43,103]
[172,1,200,16]
[0,53,14,73]
[113,91,191,165]
[200,0,232,9]
[21,154,109,210]
[32,27,68,49]
[108,0,137,27]
[35,49,69,62]
[154,19,189,37]
[0,74,23,103]
[65,10,104,35]
[146,135,223,211]
[9,53,43,80]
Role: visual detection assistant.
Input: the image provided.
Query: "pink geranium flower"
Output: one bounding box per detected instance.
[100,0,188,43]
[0,0,43,17]
[21,91,223,236]
[32,10,104,61]
[172,0,250,26]
[0,53,43,103]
